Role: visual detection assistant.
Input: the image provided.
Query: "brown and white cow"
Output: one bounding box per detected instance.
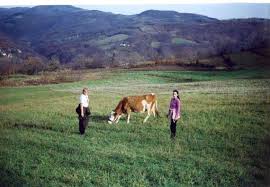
[108,93,159,124]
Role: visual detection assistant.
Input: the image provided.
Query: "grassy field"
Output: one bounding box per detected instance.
[0,69,270,186]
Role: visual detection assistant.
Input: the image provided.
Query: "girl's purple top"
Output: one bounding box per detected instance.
[169,98,181,120]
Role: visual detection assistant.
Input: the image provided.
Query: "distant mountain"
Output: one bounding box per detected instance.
[0,5,269,69]
[0,7,30,17]
[137,10,218,23]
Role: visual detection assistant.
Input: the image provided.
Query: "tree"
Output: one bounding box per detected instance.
[20,56,45,75]
[47,58,61,71]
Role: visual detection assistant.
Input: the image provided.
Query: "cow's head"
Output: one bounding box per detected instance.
[108,111,121,124]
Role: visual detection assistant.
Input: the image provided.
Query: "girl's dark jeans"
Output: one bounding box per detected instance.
[170,119,178,138]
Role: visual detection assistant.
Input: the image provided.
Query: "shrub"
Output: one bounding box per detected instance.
[19,56,46,75]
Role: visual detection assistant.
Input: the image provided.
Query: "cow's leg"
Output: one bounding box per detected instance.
[151,103,156,117]
[143,105,151,123]
[127,109,131,124]
[127,113,131,124]
[115,115,122,123]
[143,112,150,123]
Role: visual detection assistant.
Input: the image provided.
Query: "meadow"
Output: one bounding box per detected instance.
[0,69,270,186]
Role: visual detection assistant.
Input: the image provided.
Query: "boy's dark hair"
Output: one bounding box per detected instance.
[82,87,89,94]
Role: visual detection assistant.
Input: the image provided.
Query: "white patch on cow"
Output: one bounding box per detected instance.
[147,104,151,111]
[151,93,155,95]
[141,100,147,112]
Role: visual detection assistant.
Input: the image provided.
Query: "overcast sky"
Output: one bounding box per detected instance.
[0,0,269,20]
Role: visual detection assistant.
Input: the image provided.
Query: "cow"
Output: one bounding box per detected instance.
[108,93,159,124]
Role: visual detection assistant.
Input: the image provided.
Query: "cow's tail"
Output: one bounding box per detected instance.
[154,100,160,117]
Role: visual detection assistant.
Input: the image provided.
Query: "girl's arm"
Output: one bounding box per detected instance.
[174,99,180,120]
[167,99,172,117]
[178,99,181,118]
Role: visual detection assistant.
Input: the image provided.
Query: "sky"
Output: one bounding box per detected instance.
[0,0,269,19]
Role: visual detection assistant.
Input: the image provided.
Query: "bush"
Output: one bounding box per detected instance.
[46,59,60,71]
[0,58,17,76]
[19,56,46,75]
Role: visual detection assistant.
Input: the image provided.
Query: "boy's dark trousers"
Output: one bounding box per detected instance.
[170,119,178,138]
[78,107,90,135]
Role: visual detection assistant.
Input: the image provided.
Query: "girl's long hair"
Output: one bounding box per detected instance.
[173,89,180,100]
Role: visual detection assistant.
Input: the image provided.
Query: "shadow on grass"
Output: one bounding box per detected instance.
[10,114,113,135]
[90,114,109,123]
[249,136,270,186]
[10,114,162,135]
[13,123,65,133]
[0,166,27,186]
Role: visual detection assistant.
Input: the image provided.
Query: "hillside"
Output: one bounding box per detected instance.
[0,5,270,71]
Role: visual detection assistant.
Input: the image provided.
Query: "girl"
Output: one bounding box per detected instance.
[167,90,181,139]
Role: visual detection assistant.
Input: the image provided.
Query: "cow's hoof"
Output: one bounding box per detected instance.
[108,121,112,124]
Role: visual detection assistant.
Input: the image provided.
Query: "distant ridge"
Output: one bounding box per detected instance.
[0,5,269,69]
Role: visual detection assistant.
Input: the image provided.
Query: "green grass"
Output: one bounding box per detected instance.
[228,51,270,68]
[171,37,196,45]
[96,34,129,45]
[0,69,270,186]
[151,41,161,48]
